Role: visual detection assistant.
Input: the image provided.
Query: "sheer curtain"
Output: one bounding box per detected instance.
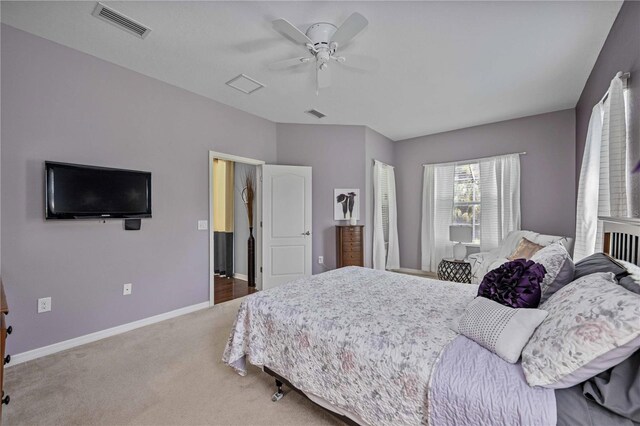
[421,164,455,271]
[479,154,521,251]
[574,73,628,261]
[373,160,400,270]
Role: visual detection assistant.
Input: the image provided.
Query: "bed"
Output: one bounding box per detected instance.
[223,218,640,426]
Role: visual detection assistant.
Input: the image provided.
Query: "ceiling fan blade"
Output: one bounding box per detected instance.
[331,12,368,46]
[317,64,331,89]
[269,57,313,70]
[272,18,312,45]
[339,54,380,72]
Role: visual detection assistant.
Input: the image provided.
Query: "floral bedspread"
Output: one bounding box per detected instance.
[222,267,477,425]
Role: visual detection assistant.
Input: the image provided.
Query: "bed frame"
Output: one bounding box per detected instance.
[600,216,640,265]
[263,366,360,426]
[263,217,640,425]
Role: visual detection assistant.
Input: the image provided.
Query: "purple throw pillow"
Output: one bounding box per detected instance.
[478,259,546,308]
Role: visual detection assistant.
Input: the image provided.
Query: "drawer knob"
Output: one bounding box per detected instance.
[2,395,9,405]
[6,326,12,335]
[4,355,10,365]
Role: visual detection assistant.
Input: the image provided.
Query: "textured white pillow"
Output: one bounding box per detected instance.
[530,243,575,303]
[451,297,548,363]
[522,272,640,388]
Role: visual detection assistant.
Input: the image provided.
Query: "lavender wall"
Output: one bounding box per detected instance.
[275,123,366,273]
[1,25,277,354]
[364,127,395,267]
[1,19,586,354]
[575,1,640,216]
[395,110,576,270]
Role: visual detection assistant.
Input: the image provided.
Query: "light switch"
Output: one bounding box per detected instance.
[198,220,208,230]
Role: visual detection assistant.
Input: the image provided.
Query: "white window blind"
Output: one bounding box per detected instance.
[453,163,481,244]
[379,165,390,244]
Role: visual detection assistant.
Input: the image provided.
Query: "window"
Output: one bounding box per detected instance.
[379,166,390,245]
[453,163,481,244]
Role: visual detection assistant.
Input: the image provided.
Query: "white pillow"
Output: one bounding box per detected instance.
[451,297,548,363]
[522,272,640,388]
[619,259,640,282]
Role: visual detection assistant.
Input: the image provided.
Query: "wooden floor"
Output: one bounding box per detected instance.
[214,275,256,304]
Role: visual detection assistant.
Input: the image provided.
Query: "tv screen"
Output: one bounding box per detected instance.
[45,162,152,219]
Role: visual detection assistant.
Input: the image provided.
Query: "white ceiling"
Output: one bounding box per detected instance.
[1,1,622,140]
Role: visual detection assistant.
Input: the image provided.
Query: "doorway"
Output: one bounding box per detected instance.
[209,151,264,306]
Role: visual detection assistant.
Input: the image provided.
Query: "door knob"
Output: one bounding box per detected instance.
[6,326,12,335]
[3,355,10,365]
[301,231,311,236]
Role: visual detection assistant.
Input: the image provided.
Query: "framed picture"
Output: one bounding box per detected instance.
[334,189,360,221]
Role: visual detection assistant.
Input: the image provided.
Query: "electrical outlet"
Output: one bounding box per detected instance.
[318,256,324,264]
[123,283,132,296]
[38,297,51,313]
[197,220,208,231]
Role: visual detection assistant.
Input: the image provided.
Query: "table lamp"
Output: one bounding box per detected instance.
[449,225,473,260]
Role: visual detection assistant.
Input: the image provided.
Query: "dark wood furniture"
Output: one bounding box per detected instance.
[0,279,10,419]
[336,225,364,268]
[437,258,472,283]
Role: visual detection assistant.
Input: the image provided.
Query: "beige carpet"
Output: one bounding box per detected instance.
[4,298,344,426]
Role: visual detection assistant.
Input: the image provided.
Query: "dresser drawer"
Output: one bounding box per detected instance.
[0,313,5,418]
[343,252,362,261]
[341,233,361,243]
[342,241,362,251]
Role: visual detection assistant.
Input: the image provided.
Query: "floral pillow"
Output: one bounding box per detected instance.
[521,272,640,389]
[530,243,575,303]
[478,259,546,308]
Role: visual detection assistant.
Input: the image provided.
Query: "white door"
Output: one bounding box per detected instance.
[262,165,312,290]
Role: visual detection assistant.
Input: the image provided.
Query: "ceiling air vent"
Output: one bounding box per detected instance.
[225,74,265,94]
[92,3,151,39]
[305,109,326,119]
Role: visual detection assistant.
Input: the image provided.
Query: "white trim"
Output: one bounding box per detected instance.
[208,151,266,166]
[233,273,248,281]
[422,151,526,167]
[388,268,438,279]
[208,151,265,307]
[9,301,209,366]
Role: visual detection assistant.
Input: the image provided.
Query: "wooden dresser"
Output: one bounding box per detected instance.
[0,279,10,418]
[336,225,364,267]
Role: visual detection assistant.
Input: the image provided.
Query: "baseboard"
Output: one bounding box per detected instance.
[9,301,210,366]
[234,273,248,281]
[388,268,438,278]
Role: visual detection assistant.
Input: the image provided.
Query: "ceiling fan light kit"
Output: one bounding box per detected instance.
[306,22,338,48]
[269,12,376,94]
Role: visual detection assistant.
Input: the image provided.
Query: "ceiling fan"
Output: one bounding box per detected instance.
[268,12,377,93]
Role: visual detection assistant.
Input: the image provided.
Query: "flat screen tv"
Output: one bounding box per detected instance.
[45,161,152,220]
